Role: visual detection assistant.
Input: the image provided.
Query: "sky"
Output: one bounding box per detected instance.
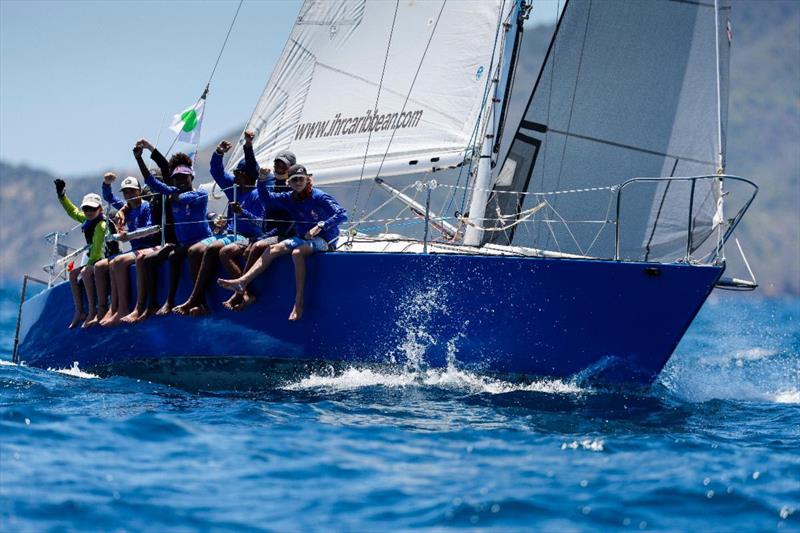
[0,0,562,177]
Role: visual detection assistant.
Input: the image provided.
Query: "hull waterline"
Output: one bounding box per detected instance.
[16,252,723,388]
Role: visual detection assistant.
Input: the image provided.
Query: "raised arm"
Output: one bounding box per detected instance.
[101,173,124,210]
[54,179,86,223]
[139,138,170,179]
[257,169,281,209]
[136,143,179,196]
[243,130,260,181]
[210,140,234,197]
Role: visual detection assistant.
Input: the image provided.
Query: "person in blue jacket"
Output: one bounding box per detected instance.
[133,142,211,317]
[221,141,297,311]
[218,163,347,320]
[99,173,158,327]
[173,132,262,316]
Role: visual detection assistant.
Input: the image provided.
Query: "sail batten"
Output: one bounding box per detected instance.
[228,0,511,187]
[489,0,732,261]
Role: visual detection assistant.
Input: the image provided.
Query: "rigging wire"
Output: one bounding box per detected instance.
[164,0,244,157]
[545,0,591,251]
[349,0,400,241]
[441,0,510,219]
[356,0,449,222]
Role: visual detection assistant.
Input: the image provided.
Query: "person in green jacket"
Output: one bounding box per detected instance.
[54,179,118,328]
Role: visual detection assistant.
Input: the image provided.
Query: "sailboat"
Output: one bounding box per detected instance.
[13,0,758,388]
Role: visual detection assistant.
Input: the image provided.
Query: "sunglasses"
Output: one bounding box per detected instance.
[81,205,100,213]
[288,175,307,183]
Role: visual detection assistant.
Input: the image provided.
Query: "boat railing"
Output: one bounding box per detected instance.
[614,175,758,264]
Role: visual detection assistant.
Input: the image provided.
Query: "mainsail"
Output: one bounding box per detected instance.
[486,0,732,261]
[227,0,510,186]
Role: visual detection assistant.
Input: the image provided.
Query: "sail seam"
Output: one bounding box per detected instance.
[545,129,717,166]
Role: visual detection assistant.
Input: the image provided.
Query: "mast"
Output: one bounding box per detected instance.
[464,0,527,246]
[713,0,725,174]
[713,0,726,262]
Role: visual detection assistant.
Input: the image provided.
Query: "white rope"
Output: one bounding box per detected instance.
[735,236,757,284]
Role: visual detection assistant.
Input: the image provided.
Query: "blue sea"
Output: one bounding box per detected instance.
[0,286,798,532]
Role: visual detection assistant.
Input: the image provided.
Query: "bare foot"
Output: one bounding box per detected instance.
[137,307,155,322]
[82,314,99,329]
[189,304,209,317]
[121,309,140,324]
[99,308,115,326]
[173,302,192,316]
[218,278,246,293]
[222,293,243,311]
[104,314,124,328]
[69,311,87,329]
[234,291,256,312]
[155,303,172,316]
[288,301,304,321]
[100,311,118,327]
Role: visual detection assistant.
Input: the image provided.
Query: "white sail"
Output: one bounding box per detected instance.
[488,0,732,261]
[227,0,510,184]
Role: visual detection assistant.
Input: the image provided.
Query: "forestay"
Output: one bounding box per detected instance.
[487,0,732,262]
[227,0,509,184]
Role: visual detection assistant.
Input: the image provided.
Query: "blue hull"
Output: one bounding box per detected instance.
[16,253,722,387]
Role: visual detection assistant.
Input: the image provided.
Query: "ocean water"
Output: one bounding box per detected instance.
[0,286,798,532]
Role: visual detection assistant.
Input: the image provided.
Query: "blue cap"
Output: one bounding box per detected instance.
[235,160,248,172]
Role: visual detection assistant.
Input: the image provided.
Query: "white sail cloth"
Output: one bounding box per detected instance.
[227,0,509,184]
[491,0,732,261]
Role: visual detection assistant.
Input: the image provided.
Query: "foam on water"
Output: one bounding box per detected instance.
[285,283,585,395]
[658,298,800,405]
[48,361,99,379]
[282,363,583,395]
[561,439,605,452]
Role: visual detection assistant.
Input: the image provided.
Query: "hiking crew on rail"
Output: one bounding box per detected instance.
[57,130,346,328]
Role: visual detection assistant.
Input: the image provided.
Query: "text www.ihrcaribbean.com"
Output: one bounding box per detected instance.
[294,109,424,140]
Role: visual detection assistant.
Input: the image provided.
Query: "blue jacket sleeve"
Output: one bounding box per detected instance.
[257,177,273,210]
[145,172,179,196]
[101,183,125,210]
[136,201,153,228]
[210,152,235,200]
[178,189,208,209]
[243,144,260,182]
[319,193,348,229]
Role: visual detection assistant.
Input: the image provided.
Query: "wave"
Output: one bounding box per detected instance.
[48,361,99,380]
[283,364,584,395]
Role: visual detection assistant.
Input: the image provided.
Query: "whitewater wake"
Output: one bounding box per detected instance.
[282,364,583,395]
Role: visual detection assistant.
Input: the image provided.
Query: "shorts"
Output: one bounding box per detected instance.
[280,236,329,253]
[253,235,280,246]
[200,234,247,246]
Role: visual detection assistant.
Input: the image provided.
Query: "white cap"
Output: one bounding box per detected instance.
[120,176,140,191]
[80,193,103,209]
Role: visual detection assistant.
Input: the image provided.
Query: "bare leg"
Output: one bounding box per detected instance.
[157,245,188,316]
[104,253,135,327]
[81,266,99,328]
[93,258,110,323]
[218,243,290,293]
[68,267,86,329]
[175,241,223,316]
[220,242,254,310]
[289,245,315,321]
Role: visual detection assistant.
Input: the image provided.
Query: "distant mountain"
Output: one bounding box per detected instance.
[0,129,241,283]
[1,1,798,293]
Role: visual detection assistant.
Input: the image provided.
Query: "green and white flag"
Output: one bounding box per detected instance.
[169,98,205,145]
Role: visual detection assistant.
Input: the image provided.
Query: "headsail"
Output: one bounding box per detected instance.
[227,0,510,185]
[486,0,732,261]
